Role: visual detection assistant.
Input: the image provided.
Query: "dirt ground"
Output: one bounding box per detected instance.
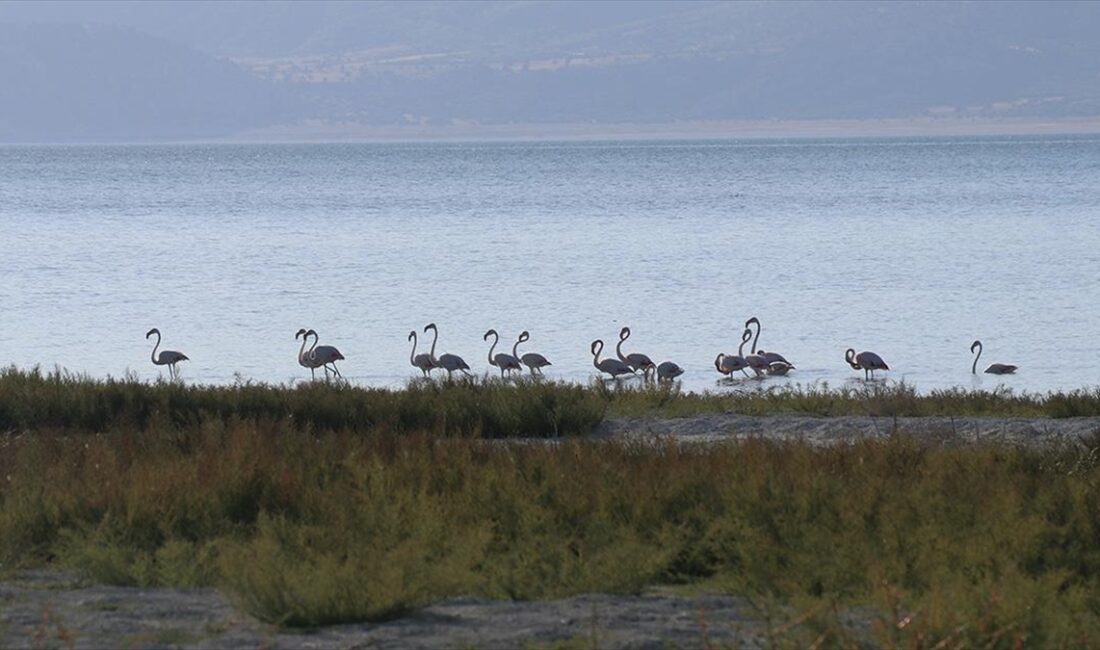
[0,570,789,649]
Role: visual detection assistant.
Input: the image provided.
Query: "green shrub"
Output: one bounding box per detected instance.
[3,421,1100,644]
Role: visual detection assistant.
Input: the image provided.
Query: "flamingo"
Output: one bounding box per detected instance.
[146,328,188,380]
[513,331,552,375]
[715,329,753,378]
[971,340,1017,375]
[295,328,325,380]
[408,330,435,377]
[484,329,522,378]
[744,317,794,375]
[846,348,889,380]
[744,349,770,378]
[591,339,635,380]
[651,361,685,383]
[763,357,795,376]
[305,329,345,379]
[616,327,652,374]
[423,323,471,379]
[715,353,748,377]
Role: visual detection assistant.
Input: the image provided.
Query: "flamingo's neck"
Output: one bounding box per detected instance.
[487,333,498,365]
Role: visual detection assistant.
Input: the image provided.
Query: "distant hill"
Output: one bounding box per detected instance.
[1,1,1099,141]
[0,23,294,141]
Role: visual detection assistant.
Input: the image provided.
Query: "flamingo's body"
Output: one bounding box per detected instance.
[765,361,794,376]
[846,348,889,380]
[592,339,635,380]
[653,361,685,382]
[745,353,770,377]
[424,323,471,379]
[146,328,188,380]
[513,331,551,375]
[616,327,651,374]
[971,340,1017,375]
[436,354,471,378]
[408,331,435,377]
[758,350,792,366]
[484,329,523,378]
[757,348,794,375]
[304,329,345,378]
[715,353,749,377]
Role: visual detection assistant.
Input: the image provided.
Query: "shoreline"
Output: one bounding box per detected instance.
[5,118,1100,146]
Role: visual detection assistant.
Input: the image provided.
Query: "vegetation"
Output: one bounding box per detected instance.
[595,379,1100,419]
[4,367,1100,644]
[0,367,605,438]
[4,367,1100,439]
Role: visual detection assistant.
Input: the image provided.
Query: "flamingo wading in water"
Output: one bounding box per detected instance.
[484,329,522,378]
[744,316,794,376]
[305,329,345,379]
[651,361,685,383]
[296,328,325,380]
[408,330,435,377]
[513,331,552,375]
[591,339,635,381]
[846,348,889,380]
[971,340,1017,375]
[616,327,652,374]
[424,323,471,379]
[715,329,753,379]
[146,328,188,380]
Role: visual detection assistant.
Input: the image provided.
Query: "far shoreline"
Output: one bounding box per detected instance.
[4,117,1100,146]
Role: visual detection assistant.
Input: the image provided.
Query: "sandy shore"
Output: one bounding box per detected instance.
[0,570,792,649]
[595,413,1100,446]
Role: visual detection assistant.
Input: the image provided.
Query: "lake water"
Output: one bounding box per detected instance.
[1,136,1098,394]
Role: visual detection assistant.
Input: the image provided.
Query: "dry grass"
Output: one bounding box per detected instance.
[2,414,1100,644]
[4,366,1100,644]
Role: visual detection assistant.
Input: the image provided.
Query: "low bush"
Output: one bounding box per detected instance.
[2,420,1100,644]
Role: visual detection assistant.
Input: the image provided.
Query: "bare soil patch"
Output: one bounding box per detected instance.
[1,571,781,649]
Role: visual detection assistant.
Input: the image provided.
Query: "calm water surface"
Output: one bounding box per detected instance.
[1,137,1098,393]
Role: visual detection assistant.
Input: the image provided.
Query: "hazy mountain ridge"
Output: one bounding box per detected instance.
[1,1,1099,141]
[0,23,297,141]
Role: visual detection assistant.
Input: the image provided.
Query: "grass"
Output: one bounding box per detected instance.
[596,378,1100,419]
[3,367,1100,439]
[5,366,1100,644]
[0,367,606,438]
[2,416,1100,645]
